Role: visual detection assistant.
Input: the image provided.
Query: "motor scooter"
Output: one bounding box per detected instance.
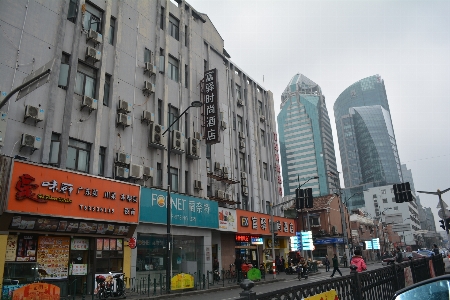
[213,269,221,281]
[285,263,298,275]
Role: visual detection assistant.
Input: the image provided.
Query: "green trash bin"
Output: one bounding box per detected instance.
[247,268,261,281]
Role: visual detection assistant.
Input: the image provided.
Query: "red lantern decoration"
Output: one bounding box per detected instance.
[128,237,137,249]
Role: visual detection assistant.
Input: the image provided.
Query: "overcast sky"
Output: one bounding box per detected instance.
[187,0,450,230]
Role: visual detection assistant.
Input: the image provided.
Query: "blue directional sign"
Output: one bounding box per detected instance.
[290,236,301,251]
[301,231,313,251]
[372,238,380,250]
[365,240,373,250]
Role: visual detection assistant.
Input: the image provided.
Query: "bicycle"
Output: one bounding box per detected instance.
[225,264,236,283]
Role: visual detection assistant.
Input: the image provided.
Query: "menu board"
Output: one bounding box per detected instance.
[5,235,18,261]
[96,238,123,251]
[70,264,88,276]
[9,215,130,236]
[71,238,89,250]
[16,235,37,261]
[37,236,70,279]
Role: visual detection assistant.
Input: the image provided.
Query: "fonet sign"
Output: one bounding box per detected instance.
[6,161,140,223]
[236,209,295,237]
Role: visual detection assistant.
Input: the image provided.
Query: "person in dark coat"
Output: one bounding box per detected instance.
[330,254,343,277]
[324,255,330,272]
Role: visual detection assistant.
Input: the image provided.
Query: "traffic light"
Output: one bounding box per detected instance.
[393,182,413,203]
[404,182,413,202]
[305,188,314,208]
[440,219,445,230]
[445,218,450,233]
[295,188,305,210]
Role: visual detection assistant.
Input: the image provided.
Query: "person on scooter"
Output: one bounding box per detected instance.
[298,256,308,278]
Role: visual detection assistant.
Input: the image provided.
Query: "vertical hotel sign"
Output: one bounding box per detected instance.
[203,69,220,144]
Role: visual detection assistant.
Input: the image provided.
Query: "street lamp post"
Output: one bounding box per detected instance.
[297,176,319,260]
[269,176,318,279]
[337,192,361,264]
[162,101,203,293]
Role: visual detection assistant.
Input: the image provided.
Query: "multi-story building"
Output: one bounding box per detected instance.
[0,0,285,294]
[333,75,403,210]
[277,74,338,197]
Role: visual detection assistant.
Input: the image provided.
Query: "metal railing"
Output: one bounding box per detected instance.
[239,255,445,300]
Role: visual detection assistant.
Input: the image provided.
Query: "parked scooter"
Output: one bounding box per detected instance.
[213,269,221,281]
[297,264,309,280]
[285,263,298,275]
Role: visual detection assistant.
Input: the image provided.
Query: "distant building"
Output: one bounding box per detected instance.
[334,75,403,210]
[277,74,338,197]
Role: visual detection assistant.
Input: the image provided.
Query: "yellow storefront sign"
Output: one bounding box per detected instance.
[171,273,195,290]
[305,289,339,300]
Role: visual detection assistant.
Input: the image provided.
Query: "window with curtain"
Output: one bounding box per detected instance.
[159,48,165,73]
[239,152,246,171]
[235,84,242,99]
[67,138,91,173]
[74,63,97,98]
[168,55,179,81]
[108,17,115,45]
[83,3,102,32]
[263,163,267,180]
[58,53,70,89]
[168,105,179,130]
[67,0,78,23]
[169,14,179,40]
[237,115,243,132]
[144,48,151,63]
[49,133,60,165]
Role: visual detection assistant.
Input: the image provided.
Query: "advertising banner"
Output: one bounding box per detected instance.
[6,161,140,223]
[12,283,60,300]
[203,69,220,144]
[236,210,295,237]
[37,236,70,279]
[140,188,218,229]
[5,235,18,261]
[218,207,237,232]
[16,235,37,261]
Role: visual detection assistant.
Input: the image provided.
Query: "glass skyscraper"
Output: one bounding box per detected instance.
[277,74,338,197]
[334,75,403,209]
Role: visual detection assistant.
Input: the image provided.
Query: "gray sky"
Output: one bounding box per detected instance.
[187,0,450,230]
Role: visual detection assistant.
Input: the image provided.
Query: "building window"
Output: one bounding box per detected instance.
[242,196,248,211]
[67,138,91,173]
[157,99,162,124]
[185,171,189,194]
[184,112,188,136]
[168,56,179,81]
[159,49,165,73]
[381,189,386,194]
[261,129,265,146]
[67,0,78,23]
[185,25,188,47]
[184,64,188,88]
[168,105,179,130]
[237,115,243,132]
[310,216,320,226]
[103,74,111,106]
[74,63,97,98]
[266,201,270,214]
[392,197,396,202]
[239,152,246,171]
[394,206,398,210]
[263,163,267,180]
[248,155,251,174]
[109,17,115,45]
[235,84,242,99]
[170,167,178,192]
[144,48,151,63]
[160,6,164,30]
[156,163,162,187]
[234,149,238,169]
[204,60,208,72]
[206,144,211,159]
[207,185,212,197]
[382,198,388,203]
[169,14,179,40]
[98,146,106,176]
[233,113,236,130]
[258,101,263,115]
[49,133,60,165]
[373,194,377,199]
[83,3,102,32]
[390,188,394,193]
[58,53,70,89]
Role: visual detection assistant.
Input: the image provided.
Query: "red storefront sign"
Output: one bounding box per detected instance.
[236,210,294,237]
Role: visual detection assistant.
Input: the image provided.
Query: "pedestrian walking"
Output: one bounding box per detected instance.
[281,256,285,272]
[395,247,403,263]
[324,255,330,272]
[343,253,348,267]
[350,249,367,272]
[433,244,440,256]
[330,254,343,277]
[235,255,243,281]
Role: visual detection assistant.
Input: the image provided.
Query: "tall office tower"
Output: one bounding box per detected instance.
[333,75,403,209]
[277,74,338,197]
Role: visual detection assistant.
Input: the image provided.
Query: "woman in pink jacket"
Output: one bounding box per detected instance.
[350,249,367,272]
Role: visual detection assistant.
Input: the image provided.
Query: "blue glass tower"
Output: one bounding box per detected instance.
[277,74,338,197]
[334,75,403,209]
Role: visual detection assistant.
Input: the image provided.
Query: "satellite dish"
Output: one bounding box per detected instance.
[438,209,450,219]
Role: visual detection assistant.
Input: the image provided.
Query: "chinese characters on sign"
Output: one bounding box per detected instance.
[203,69,220,144]
[239,214,294,235]
[274,133,283,196]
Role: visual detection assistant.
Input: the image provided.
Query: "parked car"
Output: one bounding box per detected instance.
[417,250,434,257]
[381,251,425,265]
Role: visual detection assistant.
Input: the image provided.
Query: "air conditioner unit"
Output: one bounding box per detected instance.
[242,186,249,196]
[129,164,143,179]
[24,105,44,122]
[214,162,221,171]
[260,115,266,122]
[194,131,201,140]
[222,166,229,176]
[143,81,155,94]
[117,113,132,127]
[148,123,165,149]
[237,99,244,106]
[221,121,227,130]
[194,180,203,190]
[82,96,98,111]
[21,133,41,150]
[144,62,156,76]
[86,46,101,62]
[239,140,245,149]
[241,171,247,179]
[141,110,154,124]
[238,131,245,139]
[216,190,225,199]
[87,29,103,45]
[187,137,200,159]
[143,166,153,179]
[241,179,248,187]
[115,152,131,165]
[171,130,185,154]
[115,166,129,179]
[118,100,131,114]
